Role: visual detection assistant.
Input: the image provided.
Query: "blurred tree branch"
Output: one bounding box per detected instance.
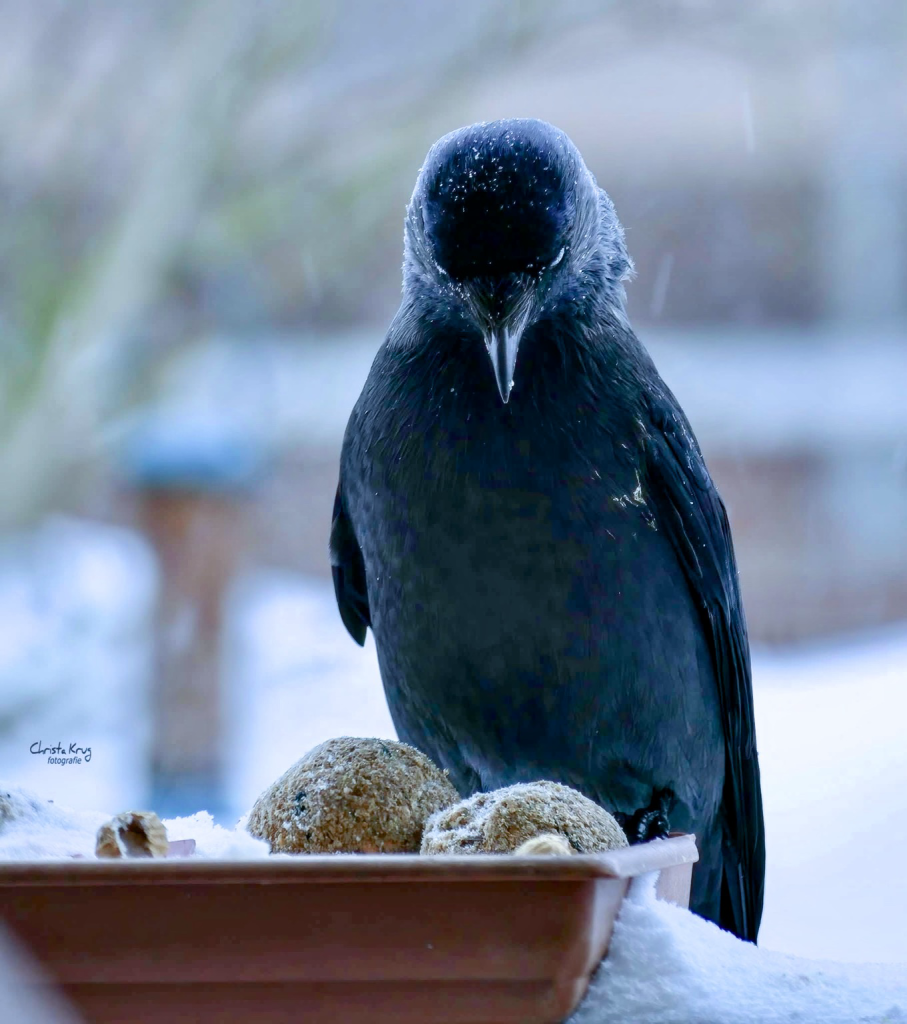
[0,0,608,528]
[0,0,258,527]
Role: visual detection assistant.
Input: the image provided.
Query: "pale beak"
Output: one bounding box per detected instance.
[483,325,522,404]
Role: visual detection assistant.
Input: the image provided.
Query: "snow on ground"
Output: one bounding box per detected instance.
[756,630,907,964]
[0,518,156,812]
[569,873,907,1024]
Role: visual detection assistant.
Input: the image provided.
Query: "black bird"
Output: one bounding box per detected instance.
[331,119,765,941]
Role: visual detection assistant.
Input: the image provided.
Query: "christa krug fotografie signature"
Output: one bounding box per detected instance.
[30,741,92,765]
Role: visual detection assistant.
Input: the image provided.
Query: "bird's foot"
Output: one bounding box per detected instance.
[614,789,672,844]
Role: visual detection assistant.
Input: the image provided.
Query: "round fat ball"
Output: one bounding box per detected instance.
[515,832,575,856]
[246,737,459,854]
[421,780,628,855]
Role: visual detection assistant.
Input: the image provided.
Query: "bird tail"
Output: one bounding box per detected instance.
[719,833,760,943]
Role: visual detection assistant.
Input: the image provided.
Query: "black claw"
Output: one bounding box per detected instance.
[615,789,673,844]
[635,807,671,842]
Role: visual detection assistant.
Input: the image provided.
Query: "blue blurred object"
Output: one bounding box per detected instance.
[121,414,266,493]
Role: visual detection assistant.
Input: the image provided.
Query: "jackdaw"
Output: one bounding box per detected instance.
[331,118,765,941]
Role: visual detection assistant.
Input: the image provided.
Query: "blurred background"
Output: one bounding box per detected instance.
[0,0,906,961]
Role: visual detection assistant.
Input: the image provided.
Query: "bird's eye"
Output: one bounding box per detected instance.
[548,247,566,269]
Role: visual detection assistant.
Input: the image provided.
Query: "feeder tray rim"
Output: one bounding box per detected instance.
[0,833,697,887]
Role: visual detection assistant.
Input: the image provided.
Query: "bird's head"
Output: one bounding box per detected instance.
[403,118,633,403]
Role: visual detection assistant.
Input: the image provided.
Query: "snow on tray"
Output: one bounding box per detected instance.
[0,786,268,861]
[0,787,109,860]
[159,810,269,859]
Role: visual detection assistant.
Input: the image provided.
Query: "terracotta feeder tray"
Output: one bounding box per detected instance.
[0,834,697,1024]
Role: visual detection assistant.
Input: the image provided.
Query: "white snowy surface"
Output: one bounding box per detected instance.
[0,518,156,812]
[151,810,269,858]
[0,787,109,860]
[0,786,268,860]
[569,873,907,1024]
[756,632,907,964]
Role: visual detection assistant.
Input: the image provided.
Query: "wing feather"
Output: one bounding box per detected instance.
[330,482,370,646]
[644,391,765,941]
